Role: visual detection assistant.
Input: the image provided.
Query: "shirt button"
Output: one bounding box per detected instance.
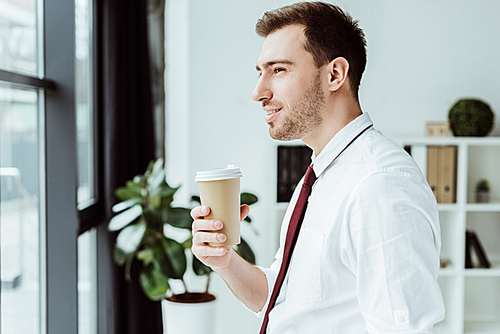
[396,315,406,323]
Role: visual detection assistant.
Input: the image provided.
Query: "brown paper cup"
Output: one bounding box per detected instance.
[195,165,242,246]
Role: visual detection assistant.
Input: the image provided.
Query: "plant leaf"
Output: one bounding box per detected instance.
[165,207,193,229]
[115,186,143,201]
[112,197,144,213]
[153,237,187,279]
[142,208,163,230]
[133,175,143,184]
[108,205,143,231]
[137,248,154,266]
[148,159,166,195]
[113,246,127,266]
[139,264,170,301]
[125,180,145,194]
[158,184,178,198]
[235,238,256,265]
[241,192,258,206]
[192,255,212,276]
[157,184,179,208]
[181,237,192,249]
[151,158,164,178]
[115,222,147,256]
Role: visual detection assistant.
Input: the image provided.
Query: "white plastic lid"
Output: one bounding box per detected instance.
[195,165,243,182]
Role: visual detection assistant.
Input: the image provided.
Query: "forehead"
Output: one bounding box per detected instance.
[257,25,313,68]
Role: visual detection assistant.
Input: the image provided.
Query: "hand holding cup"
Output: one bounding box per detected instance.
[192,165,245,269]
[191,204,250,270]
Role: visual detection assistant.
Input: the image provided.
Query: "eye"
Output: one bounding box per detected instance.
[274,67,285,74]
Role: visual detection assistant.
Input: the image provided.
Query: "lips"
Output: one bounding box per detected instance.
[266,108,282,115]
[265,108,282,123]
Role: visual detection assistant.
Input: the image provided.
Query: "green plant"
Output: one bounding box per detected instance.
[108,158,257,301]
[476,179,490,192]
[448,98,495,137]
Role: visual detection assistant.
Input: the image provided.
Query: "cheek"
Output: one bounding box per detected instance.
[276,80,303,104]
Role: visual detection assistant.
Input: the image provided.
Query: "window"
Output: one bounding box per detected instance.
[76,0,95,207]
[0,86,41,333]
[1,1,44,332]
[1,0,83,333]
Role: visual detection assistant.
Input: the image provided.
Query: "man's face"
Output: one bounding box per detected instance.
[252,25,325,141]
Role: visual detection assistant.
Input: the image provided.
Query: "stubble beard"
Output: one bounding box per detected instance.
[269,71,325,141]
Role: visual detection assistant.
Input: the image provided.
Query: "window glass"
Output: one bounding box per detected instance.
[76,0,97,332]
[78,229,96,334]
[0,85,40,334]
[0,0,38,76]
[76,0,94,207]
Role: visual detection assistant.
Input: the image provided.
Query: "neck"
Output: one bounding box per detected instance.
[302,97,362,156]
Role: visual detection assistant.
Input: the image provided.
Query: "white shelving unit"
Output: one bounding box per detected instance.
[394,136,500,334]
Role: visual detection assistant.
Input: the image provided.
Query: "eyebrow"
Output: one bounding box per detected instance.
[256,59,294,72]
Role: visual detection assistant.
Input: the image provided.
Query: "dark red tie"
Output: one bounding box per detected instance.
[259,165,317,334]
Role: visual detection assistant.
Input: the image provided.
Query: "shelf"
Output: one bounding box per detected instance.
[464,320,500,334]
[464,262,500,277]
[466,203,500,212]
[276,137,500,333]
[388,137,500,334]
[438,203,461,211]
[436,203,500,212]
[393,136,500,146]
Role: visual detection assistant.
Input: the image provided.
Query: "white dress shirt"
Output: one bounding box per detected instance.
[255,113,445,333]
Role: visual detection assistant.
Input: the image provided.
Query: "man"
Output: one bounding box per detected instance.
[191,2,445,333]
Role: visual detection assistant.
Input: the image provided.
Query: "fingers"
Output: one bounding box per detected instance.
[192,218,223,232]
[193,231,226,244]
[240,204,250,221]
[191,244,231,257]
[190,205,211,219]
[192,216,226,250]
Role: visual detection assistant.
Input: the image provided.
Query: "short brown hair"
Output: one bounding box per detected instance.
[256,1,367,100]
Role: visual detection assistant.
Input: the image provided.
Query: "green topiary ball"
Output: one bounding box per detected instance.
[448,99,495,136]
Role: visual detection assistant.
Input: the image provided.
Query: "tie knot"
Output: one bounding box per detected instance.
[303,165,317,187]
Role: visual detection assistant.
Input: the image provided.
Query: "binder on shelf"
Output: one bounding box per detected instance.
[465,230,491,269]
[426,146,457,203]
[427,146,439,200]
[440,146,457,203]
[465,231,473,269]
[466,229,491,269]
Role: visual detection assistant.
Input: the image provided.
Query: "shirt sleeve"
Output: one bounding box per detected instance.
[343,171,445,333]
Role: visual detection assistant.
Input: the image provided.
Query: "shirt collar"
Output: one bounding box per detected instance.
[311,112,373,178]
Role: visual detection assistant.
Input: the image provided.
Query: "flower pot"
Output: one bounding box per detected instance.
[162,293,217,334]
[476,190,490,203]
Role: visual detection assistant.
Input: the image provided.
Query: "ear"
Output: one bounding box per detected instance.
[327,57,349,92]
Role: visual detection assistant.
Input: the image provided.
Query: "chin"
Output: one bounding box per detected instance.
[269,128,297,141]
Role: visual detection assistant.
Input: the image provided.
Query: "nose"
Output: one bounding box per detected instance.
[252,75,272,102]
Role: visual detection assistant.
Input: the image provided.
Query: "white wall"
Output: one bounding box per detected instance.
[166,1,500,332]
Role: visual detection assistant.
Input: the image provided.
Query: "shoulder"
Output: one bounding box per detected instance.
[345,129,438,220]
[354,128,423,179]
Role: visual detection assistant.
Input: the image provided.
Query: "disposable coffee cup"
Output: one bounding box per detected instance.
[195,165,242,246]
